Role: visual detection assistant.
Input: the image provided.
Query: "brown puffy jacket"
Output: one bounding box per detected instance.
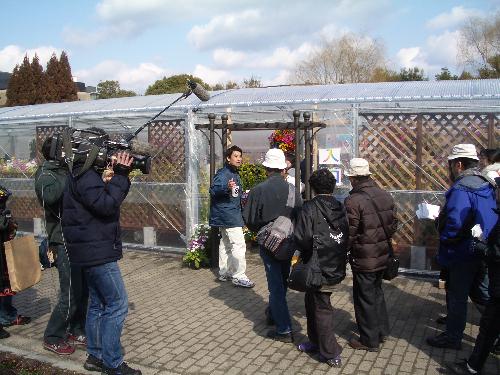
[344,178,397,272]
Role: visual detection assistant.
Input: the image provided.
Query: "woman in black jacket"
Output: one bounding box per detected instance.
[294,169,349,367]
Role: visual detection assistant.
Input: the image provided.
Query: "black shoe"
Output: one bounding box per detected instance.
[445,359,479,374]
[0,327,10,339]
[84,354,103,372]
[436,315,447,325]
[266,330,294,343]
[426,333,461,350]
[265,307,274,326]
[101,362,141,375]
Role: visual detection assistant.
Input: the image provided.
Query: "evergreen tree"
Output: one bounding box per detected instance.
[45,53,60,102]
[31,54,48,104]
[5,65,20,106]
[7,55,35,106]
[435,67,458,80]
[58,51,77,102]
[145,74,209,95]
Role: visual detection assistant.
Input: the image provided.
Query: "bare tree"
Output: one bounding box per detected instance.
[458,12,500,73]
[292,33,387,84]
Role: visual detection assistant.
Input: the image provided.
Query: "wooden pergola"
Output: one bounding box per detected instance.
[196,110,326,267]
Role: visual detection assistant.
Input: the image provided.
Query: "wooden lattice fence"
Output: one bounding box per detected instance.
[360,112,500,255]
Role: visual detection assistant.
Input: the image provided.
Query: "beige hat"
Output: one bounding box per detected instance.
[447,144,479,161]
[262,148,287,170]
[345,158,372,177]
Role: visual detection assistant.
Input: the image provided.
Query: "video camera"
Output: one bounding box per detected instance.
[48,128,152,175]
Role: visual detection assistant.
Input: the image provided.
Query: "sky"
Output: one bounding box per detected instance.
[0,0,498,94]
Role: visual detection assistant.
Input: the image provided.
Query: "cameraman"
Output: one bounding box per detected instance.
[62,129,141,375]
[36,137,88,355]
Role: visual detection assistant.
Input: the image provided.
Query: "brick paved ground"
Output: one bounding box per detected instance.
[2,249,499,374]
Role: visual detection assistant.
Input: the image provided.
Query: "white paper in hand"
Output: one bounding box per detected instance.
[416,203,440,220]
[471,224,484,241]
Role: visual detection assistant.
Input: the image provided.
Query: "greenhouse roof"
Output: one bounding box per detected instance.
[0,79,499,123]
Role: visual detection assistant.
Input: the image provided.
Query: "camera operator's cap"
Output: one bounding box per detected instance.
[448,143,479,161]
[262,148,287,170]
[345,158,372,177]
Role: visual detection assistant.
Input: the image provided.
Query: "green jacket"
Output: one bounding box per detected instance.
[34,160,68,245]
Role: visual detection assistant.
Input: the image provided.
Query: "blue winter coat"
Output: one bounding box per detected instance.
[437,171,498,266]
[62,167,130,267]
[209,165,244,227]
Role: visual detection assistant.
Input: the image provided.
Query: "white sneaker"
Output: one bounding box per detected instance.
[232,278,255,288]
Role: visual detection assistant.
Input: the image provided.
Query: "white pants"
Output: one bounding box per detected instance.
[218,227,248,280]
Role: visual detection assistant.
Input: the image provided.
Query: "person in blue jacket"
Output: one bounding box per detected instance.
[210,145,255,288]
[62,129,141,375]
[427,144,498,350]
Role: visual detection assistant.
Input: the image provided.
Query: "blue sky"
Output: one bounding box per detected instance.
[1,0,498,94]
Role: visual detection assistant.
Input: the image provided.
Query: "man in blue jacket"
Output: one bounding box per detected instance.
[62,129,141,375]
[210,145,255,288]
[427,144,498,350]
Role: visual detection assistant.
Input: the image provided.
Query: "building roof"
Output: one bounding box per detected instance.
[0,79,499,124]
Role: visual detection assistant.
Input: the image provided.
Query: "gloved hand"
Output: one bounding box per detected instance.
[112,152,134,176]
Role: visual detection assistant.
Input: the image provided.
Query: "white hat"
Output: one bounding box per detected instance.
[262,148,287,170]
[345,158,372,177]
[448,144,479,161]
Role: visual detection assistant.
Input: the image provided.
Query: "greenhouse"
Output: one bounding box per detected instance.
[0,79,499,272]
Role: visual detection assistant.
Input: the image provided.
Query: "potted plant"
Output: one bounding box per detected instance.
[183,224,211,269]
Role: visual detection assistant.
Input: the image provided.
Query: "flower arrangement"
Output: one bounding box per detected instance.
[183,224,211,269]
[268,129,295,154]
[0,158,38,177]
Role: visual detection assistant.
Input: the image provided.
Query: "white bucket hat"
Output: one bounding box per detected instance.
[345,158,372,177]
[447,144,479,161]
[262,148,287,170]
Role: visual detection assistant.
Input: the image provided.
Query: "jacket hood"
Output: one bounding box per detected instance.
[455,168,493,193]
[314,195,344,224]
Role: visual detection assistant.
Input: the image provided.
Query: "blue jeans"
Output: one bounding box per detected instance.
[259,247,292,334]
[85,262,128,369]
[446,259,489,343]
[0,296,17,325]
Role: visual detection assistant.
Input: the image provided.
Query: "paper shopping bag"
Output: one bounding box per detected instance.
[4,235,41,292]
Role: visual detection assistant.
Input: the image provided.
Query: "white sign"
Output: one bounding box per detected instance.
[319,148,341,165]
[329,167,342,185]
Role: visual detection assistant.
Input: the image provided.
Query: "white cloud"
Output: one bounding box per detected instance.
[192,64,235,86]
[263,70,292,86]
[0,45,62,72]
[426,6,483,30]
[74,60,168,93]
[395,30,461,78]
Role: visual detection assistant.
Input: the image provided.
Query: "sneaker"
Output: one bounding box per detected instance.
[348,338,379,352]
[319,354,342,368]
[84,354,104,372]
[7,315,31,326]
[0,327,10,339]
[445,359,479,374]
[232,278,255,288]
[101,362,142,375]
[218,274,232,282]
[266,330,294,343]
[297,342,319,353]
[426,333,462,350]
[68,334,87,346]
[43,341,75,355]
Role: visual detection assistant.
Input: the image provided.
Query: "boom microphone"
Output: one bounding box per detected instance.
[129,139,160,156]
[187,80,211,102]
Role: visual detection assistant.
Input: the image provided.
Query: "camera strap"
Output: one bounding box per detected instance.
[62,128,74,172]
[74,145,100,177]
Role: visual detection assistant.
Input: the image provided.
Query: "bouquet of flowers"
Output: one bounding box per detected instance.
[183,224,211,269]
[268,130,295,154]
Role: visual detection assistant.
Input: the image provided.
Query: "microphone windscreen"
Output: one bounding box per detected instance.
[129,140,159,156]
[188,80,210,102]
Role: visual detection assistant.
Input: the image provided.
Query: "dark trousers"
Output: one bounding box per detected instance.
[468,297,500,371]
[44,245,88,344]
[352,270,389,348]
[305,290,342,359]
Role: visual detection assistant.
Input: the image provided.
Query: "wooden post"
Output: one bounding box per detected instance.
[293,110,301,203]
[487,113,495,149]
[208,113,216,185]
[415,114,423,190]
[208,113,219,268]
[304,112,312,200]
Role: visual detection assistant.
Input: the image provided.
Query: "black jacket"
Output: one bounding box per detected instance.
[62,166,130,267]
[243,173,295,232]
[294,195,349,286]
[344,178,397,272]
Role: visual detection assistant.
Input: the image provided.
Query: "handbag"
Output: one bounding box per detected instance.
[359,191,399,281]
[257,184,296,260]
[4,235,42,292]
[287,235,323,292]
